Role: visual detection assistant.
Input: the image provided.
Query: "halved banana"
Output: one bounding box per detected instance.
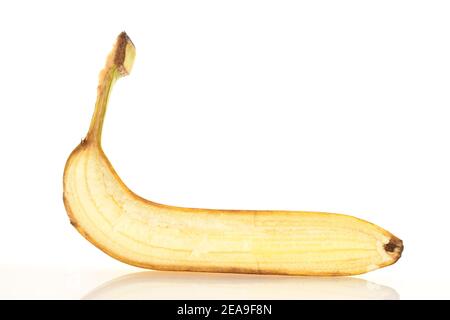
[63,32,403,276]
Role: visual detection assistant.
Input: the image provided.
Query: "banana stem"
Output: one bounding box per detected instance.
[87,68,118,144]
[87,32,136,145]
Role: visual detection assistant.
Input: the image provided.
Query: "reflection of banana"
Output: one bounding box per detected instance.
[83,271,400,300]
[63,32,403,276]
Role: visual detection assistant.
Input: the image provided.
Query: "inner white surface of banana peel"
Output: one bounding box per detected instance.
[63,32,403,276]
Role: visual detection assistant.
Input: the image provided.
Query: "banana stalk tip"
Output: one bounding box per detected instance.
[114,31,136,76]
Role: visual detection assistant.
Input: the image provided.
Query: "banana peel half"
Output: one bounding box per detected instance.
[63,32,403,276]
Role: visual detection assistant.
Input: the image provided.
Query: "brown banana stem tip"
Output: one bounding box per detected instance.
[114,32,134,73]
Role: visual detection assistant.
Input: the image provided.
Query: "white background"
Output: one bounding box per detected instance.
[1,0,449,299]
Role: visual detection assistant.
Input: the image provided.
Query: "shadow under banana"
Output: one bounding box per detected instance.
[83,271,399,300]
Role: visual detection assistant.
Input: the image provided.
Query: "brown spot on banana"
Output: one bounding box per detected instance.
[385,237,404,258]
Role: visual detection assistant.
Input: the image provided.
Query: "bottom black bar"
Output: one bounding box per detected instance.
[2,300,446,318]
